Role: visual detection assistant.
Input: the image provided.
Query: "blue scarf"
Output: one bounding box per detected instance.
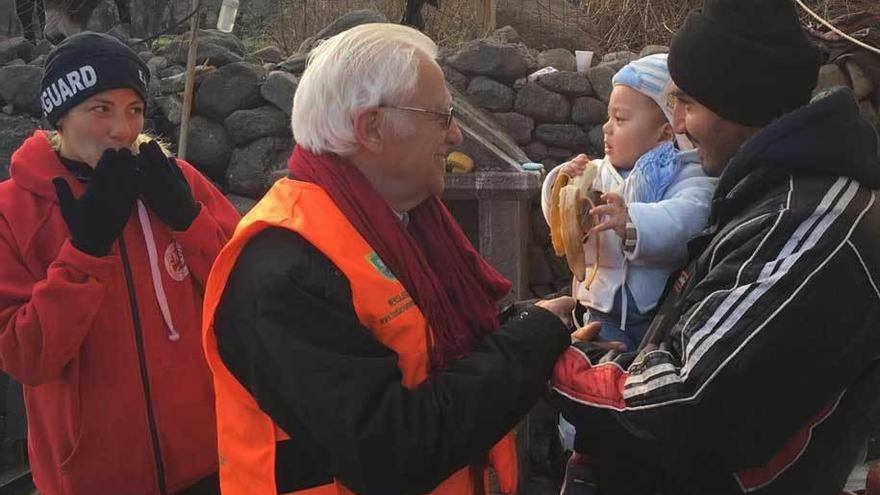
[625,141,681,204]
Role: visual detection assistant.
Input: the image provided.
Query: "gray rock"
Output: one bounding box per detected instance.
[138,50,154,63]
[278,52,307,74]
[524,141,548,161]
[227,136,294,198]
[639,45,669,58]
[194,62,266,121]
[541,158,559,172]
[538,48,576,72]
[226,194,258,215]
[160,65,186,79]
[588,125,604,154]
[224,105,290,145]
[0,113,40,181]
[249,45,284,64]
[467,76,515,112]
[442,65,469,94]
[493,112,534,145]
[6,59,25,66]
[162,41,243,68]
[587,64,616,103]
[160,72,187,94]
[0,38,34,65]
[512,77,528,92]
[491,25,520,44]
[148,56,169,75]
[184,116,234,180]
[535,71,592,97]
[601,51,638,71]
[261,71,298,116]
[514,83,570,123]
[298,10,388,54]
[547,146,575,159]
[0,65,42,116]
[571,97,607,126]
[845,61,875,100]
[155,95,183,125]
[158,29,246,57]
[814,64,848,94]
[32,40,53,59]
[29,55,47,67]
[447,40,530,81]
[528,246,554,286]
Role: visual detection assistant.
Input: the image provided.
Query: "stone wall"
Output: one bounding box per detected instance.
[1,18,879,300]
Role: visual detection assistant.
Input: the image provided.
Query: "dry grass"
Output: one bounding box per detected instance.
[579,0,880,53]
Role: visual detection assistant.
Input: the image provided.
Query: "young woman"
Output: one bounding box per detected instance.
[0,32,240,495]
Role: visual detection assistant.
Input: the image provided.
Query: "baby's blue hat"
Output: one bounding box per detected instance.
[612,54,675,125]
[612,53,692,149]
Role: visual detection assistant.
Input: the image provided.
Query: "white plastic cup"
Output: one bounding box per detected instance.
[575,50,594,73]
[216,0,240,33]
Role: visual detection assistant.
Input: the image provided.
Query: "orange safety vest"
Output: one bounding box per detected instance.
[202,178,518,495]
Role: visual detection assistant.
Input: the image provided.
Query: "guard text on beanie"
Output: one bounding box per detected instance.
[40,31,150,129]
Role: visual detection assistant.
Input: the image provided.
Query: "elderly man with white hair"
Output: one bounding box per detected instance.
[201,23,578,495]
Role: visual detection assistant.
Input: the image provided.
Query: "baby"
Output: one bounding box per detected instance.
[541,54,717,494]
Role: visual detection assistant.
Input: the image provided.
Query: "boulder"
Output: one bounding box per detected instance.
[0,113,40,181]
[571,97,607,126]
[524,141,548,161]
[813,64,848,94]
[588,125,604,155]
[226,194,259,215]
[490,25,520,44]
[442,65,469,94]
[161,41,243,68]
[224,105,290,145]
[601,50,638,71]
[0,65,42,116]
[227,136,294,198]
[586,64,616,103]
[845,61,875,100]
[547,146,575,160]
[155,95,183,125]
[535,71,592,97]
[535,124,588,151]
[298,10,388,54]
[493,112,534,145]
[184,116,234,180]
[467,77,515,112]
[537,48,576,72]
[278,52,307,74]
[194,62,266,121]
[639,45,669,58]
[29,55,47,67]
[514,83,569,123]
[0,38,34,65]
[447,40,530,81]
[249,45,284,64]
[261,71,298,116]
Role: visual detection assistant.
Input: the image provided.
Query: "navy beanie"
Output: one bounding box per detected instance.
[668,0,821,127]
[40,32,150,129]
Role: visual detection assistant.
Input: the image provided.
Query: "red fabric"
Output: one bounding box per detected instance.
[0,131,240,495]
[288,145,511,370]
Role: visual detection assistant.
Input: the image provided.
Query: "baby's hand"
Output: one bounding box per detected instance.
[589,192,628,238]
[560,154,590,177]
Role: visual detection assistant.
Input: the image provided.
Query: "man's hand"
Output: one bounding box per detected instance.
[589,192,628,238]
[559,154,591,177]
[536,296,575,328]
[570,321,627,350]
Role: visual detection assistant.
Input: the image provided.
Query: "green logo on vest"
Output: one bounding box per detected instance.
[366,252,397,281]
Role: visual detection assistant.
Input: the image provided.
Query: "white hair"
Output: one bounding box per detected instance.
[291,23,439,156]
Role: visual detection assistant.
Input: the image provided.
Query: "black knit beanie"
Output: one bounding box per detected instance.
[668,0,821,127]
[40,32,150,129]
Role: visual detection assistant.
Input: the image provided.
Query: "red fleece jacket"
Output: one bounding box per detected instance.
[0,131,240,495]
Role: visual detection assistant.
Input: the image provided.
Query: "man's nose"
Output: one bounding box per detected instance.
[446,119,463,145]
[672,103,687,135]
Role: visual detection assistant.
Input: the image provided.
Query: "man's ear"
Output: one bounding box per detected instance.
[353,108,384,154]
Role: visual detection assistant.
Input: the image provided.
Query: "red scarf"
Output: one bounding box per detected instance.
[288,146,511,370]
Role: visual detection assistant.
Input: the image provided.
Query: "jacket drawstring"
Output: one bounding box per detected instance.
[136,200,180,341]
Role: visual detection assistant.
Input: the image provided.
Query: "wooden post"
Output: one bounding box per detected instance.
[177,0,201,160]
[479,0,496,35]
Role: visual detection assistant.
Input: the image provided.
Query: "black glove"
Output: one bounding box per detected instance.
[136,140,199,231]
[53,149,140,257]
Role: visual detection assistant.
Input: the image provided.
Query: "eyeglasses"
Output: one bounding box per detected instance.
[382,105,455,129]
